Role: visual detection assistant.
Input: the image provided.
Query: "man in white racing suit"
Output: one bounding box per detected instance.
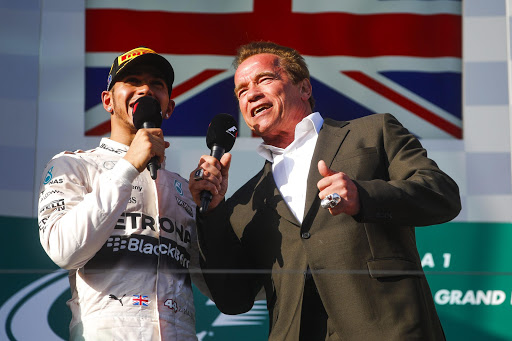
[38,47,208,340]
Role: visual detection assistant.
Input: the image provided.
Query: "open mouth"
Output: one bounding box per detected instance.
[253,104,272,117]
[128,100,136,114]
[128,97,142,116]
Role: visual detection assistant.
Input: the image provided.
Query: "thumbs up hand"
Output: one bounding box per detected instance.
[317,160,360,216]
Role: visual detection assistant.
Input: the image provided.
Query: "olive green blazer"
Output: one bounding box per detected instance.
[198,113,460,341]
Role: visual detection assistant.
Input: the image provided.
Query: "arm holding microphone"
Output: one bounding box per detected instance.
[38,96,169,270]
[189,113,238,213]
[188,114,262,314]
[190,153,232,213]
[124,129,168,174]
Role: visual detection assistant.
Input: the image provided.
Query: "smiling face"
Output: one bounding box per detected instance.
[101,64,175,145]
[234,53,312,148]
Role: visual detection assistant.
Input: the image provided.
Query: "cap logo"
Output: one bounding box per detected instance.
[107,46,173,93]
[117,47,156,66]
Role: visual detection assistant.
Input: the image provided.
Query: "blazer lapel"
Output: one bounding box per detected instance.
[303,119,350,220]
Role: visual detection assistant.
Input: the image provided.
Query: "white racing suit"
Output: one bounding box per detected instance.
[38,138,207,340]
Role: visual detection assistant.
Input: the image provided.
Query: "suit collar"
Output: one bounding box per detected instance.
[256,112,324,163]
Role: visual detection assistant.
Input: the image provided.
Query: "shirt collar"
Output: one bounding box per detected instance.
[98,138,129,155]
[256,112,324,162]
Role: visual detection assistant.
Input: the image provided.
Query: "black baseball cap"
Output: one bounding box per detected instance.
[106,47,174,95]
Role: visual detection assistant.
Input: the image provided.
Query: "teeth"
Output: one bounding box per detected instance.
[254,105,270,116]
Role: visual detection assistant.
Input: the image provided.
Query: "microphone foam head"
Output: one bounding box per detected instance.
[206,114,238,152]
[132,96,162,129]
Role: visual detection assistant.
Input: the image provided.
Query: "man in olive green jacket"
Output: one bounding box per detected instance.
[189,41,460,341]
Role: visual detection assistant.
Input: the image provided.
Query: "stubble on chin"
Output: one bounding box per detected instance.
[113,112,136,135]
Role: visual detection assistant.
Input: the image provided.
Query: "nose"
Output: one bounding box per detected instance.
[246,84,263,102]
[137,83,154,97]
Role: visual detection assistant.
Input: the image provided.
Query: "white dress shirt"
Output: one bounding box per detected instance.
[257,112,324,223]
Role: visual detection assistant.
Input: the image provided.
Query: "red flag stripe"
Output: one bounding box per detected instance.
[86,9,460,58]
[171,69,226,99]
[342,71,462,138]
[85,69,227,135]
[85,120,110,136]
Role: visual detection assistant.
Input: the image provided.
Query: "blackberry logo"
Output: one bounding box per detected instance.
[102,235,192,269]
[106,237,127,252]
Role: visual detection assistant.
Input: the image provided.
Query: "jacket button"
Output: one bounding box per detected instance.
[301,232,311,239]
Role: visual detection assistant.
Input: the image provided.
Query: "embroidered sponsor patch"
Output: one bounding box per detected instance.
[103,161,116,169]
[43,166,54,184]
[175,196,193,217]
[174,180,184,196]
[39,199,65,213]
[164,298,193,318]
[109,294,125,306]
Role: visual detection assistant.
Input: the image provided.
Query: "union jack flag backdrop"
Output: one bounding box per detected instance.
[85,0,462,139]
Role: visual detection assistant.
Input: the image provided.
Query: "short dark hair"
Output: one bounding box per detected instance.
[233,41,315,110]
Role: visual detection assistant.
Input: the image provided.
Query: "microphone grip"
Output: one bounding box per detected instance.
[148,158,159,180]
[141,121,160,180]
[199,191,212,214]
[199,144,226,214]
[210,145,225,161]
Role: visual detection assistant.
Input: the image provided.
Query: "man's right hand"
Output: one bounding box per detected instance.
[124,128,169,173]
[189,153,232,213]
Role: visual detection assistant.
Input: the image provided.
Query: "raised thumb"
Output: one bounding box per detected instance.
[318,160,335,178]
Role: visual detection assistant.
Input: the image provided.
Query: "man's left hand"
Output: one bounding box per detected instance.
[317,160,360,216]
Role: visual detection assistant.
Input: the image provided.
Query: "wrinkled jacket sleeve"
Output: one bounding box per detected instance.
[352,114,461,226]
[196,170,267,315]
[196,202,262,315]
[38,154,139,270]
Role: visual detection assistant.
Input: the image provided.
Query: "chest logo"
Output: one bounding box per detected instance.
[174,180,184,196]
[109,294,125,306]
[176,196,194,217]
[43,167,54,185]
[103,161,116,170]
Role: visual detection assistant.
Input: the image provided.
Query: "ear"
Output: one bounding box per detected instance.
[101,90,113,114]
[300,79,312,102]
[163,99,176,120]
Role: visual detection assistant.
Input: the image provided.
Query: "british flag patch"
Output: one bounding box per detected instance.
[132,295,149,307]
